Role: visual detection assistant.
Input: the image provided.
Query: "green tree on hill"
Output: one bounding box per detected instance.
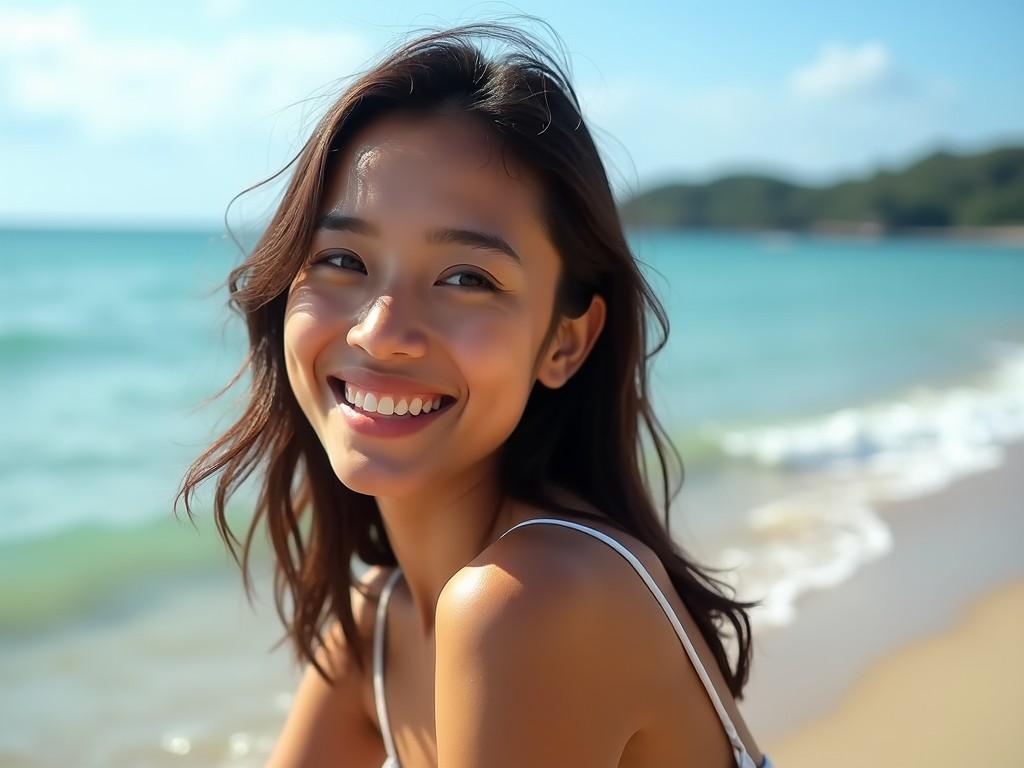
[620,146,1024,231]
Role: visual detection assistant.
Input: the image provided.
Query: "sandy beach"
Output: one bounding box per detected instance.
[772,578,1024,766]
[741,439,1024,764]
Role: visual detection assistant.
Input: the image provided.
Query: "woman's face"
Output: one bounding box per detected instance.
[283,112,566,498]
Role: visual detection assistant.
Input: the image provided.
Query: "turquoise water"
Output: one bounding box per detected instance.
[3,227,1023,633]
[633,231,1024,430]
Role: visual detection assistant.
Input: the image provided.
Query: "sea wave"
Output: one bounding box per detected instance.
[0,502,266,635]
[709,342,1024,630]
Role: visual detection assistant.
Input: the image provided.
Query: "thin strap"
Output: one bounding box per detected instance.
[372,567,404,764]
[498,518,755,765]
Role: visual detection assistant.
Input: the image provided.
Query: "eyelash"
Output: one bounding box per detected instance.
[314,251,501,292]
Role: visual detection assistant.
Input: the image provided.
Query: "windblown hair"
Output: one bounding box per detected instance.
[175,17,760,699]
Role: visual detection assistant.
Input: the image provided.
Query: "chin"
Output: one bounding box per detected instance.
[327,447,432,498]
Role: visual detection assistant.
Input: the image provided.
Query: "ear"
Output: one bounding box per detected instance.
[536,294,607,389]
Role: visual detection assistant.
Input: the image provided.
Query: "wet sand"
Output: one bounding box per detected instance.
[739,439,1024,760]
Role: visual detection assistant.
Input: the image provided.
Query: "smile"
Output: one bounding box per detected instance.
[328,377,458,437]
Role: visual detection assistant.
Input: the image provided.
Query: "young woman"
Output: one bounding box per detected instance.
[177,19,772,768]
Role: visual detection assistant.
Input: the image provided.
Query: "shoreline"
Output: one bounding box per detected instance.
[739,438,1024,747]
[772,577,1024,766]
[622,224,1024,244]
[810,223,1024,244]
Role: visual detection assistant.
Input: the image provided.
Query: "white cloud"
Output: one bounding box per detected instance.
[0,20,977,224]
[0,6,373,142]
[0,5,83,49]
[575,41,960,193]
[789,41,894,100]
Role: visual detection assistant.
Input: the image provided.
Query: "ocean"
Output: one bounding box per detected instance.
[2,227,1023,765]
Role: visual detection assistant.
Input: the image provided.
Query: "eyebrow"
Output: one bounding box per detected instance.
[316,211,522,265]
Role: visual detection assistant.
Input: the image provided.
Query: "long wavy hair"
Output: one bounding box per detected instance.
[175,17,760,699]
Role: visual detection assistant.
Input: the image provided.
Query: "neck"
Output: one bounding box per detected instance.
[375,458,515,639]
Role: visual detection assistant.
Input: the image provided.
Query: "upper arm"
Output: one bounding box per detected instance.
[434,556,640,768]
[265,570,387,768]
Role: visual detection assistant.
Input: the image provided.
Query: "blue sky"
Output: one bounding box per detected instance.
[1,0,1022,227]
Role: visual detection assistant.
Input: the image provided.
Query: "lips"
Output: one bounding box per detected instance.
[331,367,457,400]
[327,376,458,438]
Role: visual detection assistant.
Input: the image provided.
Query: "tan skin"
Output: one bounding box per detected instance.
[270,112,764,767]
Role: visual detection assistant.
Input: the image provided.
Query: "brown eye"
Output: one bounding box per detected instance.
[438,269,498,292]
[316,250,366,274]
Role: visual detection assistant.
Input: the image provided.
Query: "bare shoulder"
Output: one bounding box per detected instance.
[265,564,397,768]
[441,521,597,613]
[468,514,768,767]
[445,509,671,627]
[433,522,657,765]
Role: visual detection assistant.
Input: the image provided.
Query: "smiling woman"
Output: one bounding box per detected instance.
[175,15,772,768]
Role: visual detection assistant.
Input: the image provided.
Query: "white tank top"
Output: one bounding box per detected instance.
[372,517,772,768]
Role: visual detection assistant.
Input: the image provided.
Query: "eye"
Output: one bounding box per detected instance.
[438,269,499,292]
[315,250,366,273]
[313,252,498,292]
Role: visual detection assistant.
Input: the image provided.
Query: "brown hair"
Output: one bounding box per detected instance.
[175,17,760,699]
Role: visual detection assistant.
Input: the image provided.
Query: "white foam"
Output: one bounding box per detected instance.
[708,342,1024,632]
[719,343,1024,476]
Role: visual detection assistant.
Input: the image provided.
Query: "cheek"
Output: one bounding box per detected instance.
[283,288,337,421]
[449,299,530,360]
[447,308,537,433]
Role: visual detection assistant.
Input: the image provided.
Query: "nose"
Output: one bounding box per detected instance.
[346,293,428,360]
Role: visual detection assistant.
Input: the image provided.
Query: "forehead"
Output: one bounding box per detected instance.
[322,113,545,231]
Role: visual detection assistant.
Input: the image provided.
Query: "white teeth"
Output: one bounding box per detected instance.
[341,381,450,418]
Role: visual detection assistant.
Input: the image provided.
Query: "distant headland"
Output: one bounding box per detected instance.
[620,145,1024,240]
